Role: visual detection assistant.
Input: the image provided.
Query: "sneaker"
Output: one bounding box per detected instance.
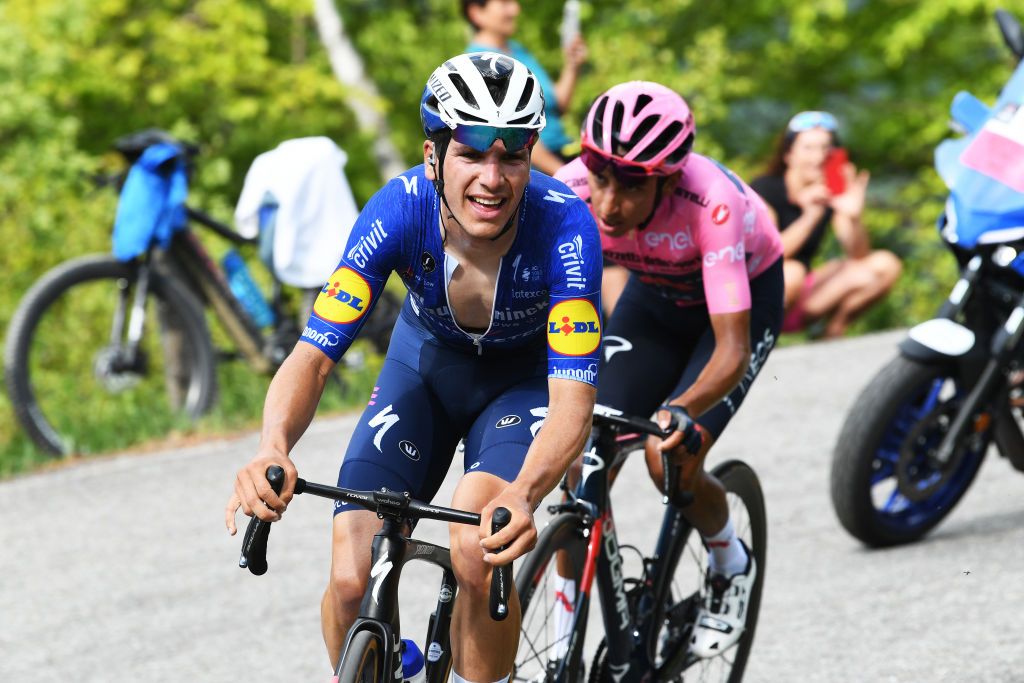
[689,541,756,658]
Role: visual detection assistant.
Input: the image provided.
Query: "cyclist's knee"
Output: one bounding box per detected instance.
[326,511,378,610]
[450,526,491,598]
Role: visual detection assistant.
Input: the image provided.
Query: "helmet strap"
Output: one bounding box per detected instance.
[637,176,669,231]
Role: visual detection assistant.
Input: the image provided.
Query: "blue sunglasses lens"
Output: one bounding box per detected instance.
[452,126,538,152]
[788,111,838,133]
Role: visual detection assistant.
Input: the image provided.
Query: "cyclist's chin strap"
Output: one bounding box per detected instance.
[636,176,669,231]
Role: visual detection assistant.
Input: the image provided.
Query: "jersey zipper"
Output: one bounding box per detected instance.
[443,252,501,356]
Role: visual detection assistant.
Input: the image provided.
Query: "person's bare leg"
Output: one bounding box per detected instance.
[782,259,809,311]
[803,251,901,337]
[321,510,383,671]
[602,264,631,318]
[449,472,520,681]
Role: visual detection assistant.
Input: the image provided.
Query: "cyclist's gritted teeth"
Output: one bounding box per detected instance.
[468,193,508,217]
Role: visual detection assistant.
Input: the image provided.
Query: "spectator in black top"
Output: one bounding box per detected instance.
[751,111,901,338]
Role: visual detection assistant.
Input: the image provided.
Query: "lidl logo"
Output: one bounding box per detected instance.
[547,299,601,356]
[314,267,372,324]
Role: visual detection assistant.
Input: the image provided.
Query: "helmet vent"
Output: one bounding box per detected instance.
[590,95,609,148]
[455,109,488,123]
[508,114,535,125]
[632,94,652,117]
[628,115,660,154]
[449,74,479,109]
[514,78,535,113]
[634,120,683,162]
[664,132,694,166]
[610,101,625,150]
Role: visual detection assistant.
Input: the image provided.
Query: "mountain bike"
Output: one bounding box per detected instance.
[238,465,514,682]
[513,405,767,683]
[3,129,400,456]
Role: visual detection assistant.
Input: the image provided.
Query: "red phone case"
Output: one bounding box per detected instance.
[825,148,848,195]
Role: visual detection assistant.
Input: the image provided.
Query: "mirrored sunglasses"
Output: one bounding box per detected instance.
[452,125,539,153]
[787,110,839,133]
[580,146,654,186]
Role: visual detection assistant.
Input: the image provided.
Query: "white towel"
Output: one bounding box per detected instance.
[234,137,359,288]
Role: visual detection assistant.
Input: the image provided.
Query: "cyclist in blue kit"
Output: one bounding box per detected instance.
[224,52,602,682]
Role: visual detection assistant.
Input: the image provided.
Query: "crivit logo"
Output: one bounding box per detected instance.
[551,363,598,384]
[301,326,340,347]
[557,235,587,290]
[547,299,601,356]
[399,440,420,461]
[703,241,745,268]
[314,267,372,324]
[643,227,695,251]
[346,218,389,269]
[496,415,522,429]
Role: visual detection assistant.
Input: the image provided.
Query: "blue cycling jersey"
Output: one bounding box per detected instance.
[300,165,603,386]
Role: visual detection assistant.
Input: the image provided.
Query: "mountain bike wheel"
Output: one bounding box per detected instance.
[653,460,767,683]
[335,630,385,683]
[4,254,217,455]
[514,512,590,683]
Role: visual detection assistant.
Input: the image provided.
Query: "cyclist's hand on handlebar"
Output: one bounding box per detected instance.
[479,490,536,566]
[656,404,706,457]
[224,450,298,535]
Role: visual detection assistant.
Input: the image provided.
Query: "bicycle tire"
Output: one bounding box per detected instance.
[4,254,217,455]
[335,630,385,683]
[653,459,767,683]
[514,512,590,683]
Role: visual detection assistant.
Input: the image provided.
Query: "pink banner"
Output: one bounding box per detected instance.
[960,127,1024,194]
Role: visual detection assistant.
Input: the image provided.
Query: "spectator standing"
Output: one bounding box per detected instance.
[462,0,588,175]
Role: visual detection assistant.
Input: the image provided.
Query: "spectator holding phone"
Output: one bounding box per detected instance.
[462,0,588,175]
[750,111,901,338]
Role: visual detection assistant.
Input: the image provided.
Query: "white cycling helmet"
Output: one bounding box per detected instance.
[420,51,545,152]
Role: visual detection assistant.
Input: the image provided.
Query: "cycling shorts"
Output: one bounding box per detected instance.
[334,306,549,514]
[596,257,784,441]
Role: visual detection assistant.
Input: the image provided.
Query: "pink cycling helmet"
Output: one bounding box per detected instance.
[581,81,696,175]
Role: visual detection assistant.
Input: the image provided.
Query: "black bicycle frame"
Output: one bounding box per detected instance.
[554,414,691,683]
[341,515,461,683]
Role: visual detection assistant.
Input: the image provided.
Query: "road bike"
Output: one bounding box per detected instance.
[513,406,767,683]
[4,129,399,456]
[239,465,513,682]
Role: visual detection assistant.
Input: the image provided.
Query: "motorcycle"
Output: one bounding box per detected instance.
[831,9,1024,547]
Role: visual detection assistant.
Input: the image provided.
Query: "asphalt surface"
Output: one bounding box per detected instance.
[2,330,1023,682]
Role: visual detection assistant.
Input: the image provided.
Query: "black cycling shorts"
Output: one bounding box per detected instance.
[596,257,784,441]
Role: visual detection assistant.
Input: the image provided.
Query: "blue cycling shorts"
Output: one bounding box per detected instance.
[334,306,549,514]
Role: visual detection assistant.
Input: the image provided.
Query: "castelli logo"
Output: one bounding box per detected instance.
[712,204,730,225]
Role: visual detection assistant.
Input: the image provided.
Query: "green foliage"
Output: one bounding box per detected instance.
[3,0,1024,469]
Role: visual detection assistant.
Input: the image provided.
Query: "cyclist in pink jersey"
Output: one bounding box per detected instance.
[555,81,784,658]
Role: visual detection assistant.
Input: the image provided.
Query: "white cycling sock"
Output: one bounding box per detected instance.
[452,671,509,683]
[702,517,747,577]
[551,575,577,660]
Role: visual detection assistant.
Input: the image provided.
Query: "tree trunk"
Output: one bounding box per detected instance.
[311,0,408,181]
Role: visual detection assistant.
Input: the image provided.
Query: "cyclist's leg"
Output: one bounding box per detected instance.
[321,352,460,670]
[448,376,548,682]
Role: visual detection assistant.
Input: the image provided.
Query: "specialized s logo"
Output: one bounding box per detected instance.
[314,267,372,324]
[547,299,601,356]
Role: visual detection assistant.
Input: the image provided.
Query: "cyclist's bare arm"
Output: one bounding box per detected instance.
[480,377,596,564]
[225,343,336,533]
[661,310,750,451]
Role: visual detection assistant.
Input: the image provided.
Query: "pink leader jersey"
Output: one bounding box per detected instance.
[555,154,783,315]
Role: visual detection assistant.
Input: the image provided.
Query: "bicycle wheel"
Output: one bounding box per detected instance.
[654,460,767,683]
[335,630,385,683]
[4,254,217,455]
[514,512,590,683]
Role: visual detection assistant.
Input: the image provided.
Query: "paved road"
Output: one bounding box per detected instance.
[3,331,1023,682]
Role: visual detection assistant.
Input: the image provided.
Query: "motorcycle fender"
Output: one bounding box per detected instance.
[899,318,976,363]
